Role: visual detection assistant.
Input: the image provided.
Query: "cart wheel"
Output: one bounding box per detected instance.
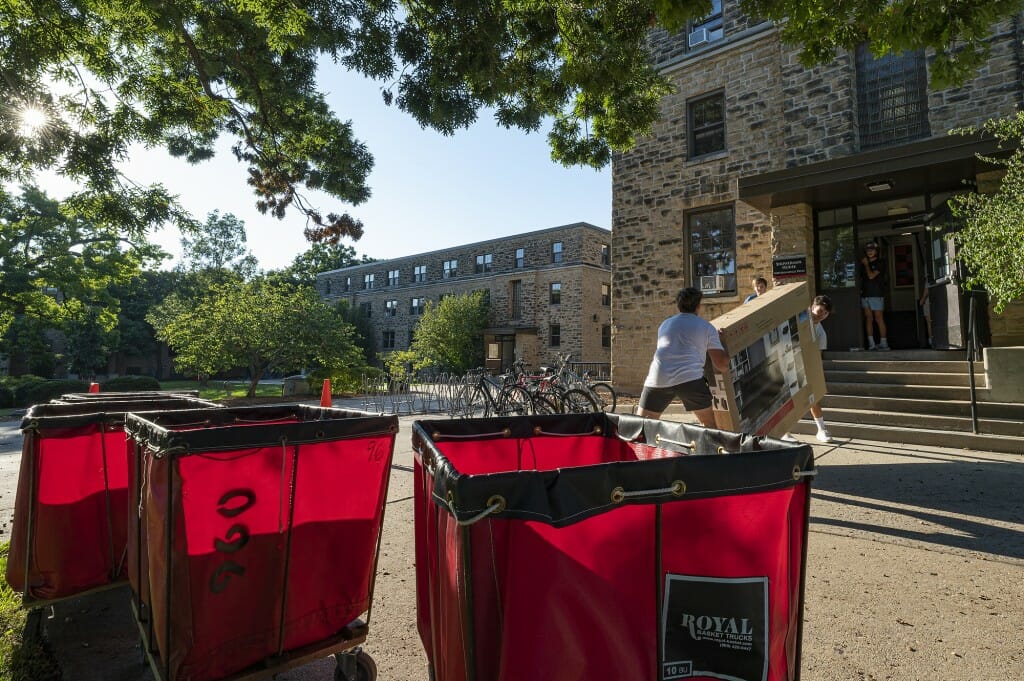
[334,650,377,681]
[354,651,377,681]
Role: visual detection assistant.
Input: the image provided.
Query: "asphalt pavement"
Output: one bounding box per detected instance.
[1,406,1021,681]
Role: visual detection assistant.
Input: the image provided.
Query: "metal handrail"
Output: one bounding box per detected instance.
[966,292,979,434]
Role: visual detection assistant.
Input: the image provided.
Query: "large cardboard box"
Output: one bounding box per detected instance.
[707,282,827,436]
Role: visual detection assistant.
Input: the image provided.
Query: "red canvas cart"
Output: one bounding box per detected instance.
[412,413,816,681]
[5,396,216,606]
[125,405,398,681]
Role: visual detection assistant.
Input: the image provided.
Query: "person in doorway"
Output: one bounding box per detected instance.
[859,242,889,350]
[637,287,730,427]
[783,294,835,443]
[744,276,768,303]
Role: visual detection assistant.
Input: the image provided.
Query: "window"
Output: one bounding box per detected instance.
[601,283,610,306]
[549,282,561,305]
[510,280,523,320]
[550,324,561,347]
[414,264,427,283]
[552,241,563,264]
[688,92,725,158]
[818,225,857,290]
[475,254,492,273]
[856,44,929,150]
[600,243,610,266]
[388,269,400,287]
[410,297,425,315]
[363,273,375,290]
[443,259,458,279]
[382,331,395,350]
[515,248,525,269]
[359,301,372,317]
[344,277,351,292]
[602,324,611,348]
[686,0,723,48]
[688,206,737,295]
[386,299,398,316]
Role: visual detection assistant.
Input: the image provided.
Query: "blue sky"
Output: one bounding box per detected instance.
[111,65,611,270]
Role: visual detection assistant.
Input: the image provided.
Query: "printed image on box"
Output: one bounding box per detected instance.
[661,574,769,681]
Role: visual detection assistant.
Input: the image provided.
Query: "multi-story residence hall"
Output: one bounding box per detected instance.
[316,223,612,373]
[613,3,1024,395]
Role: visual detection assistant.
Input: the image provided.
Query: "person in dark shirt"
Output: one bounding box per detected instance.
[859,242,889,351]
[743,276,768,303]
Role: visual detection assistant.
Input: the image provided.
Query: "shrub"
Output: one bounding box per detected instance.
[101,375,161,392]
[0,386,13,409]
[16,379,91,407]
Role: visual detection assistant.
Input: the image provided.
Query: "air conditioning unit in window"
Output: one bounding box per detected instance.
[688,27,709,48]
[700,275,718,292]
[716,274,735,292]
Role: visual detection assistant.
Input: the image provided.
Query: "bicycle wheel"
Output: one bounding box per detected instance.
[589,382,617,413]
[496,385,534,416]
[464,385,489,417]
[560,388,598,414]
[532,393,560,415]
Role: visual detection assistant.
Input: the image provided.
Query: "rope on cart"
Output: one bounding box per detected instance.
[532,426,602,437]
[793,468,818,480]
[453,495,506,526]
[431,428,512,440]
[610,480,686,503]
[655,434,696,450]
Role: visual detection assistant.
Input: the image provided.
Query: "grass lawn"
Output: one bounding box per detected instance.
[159,379,286,401]
[0,543,61,681]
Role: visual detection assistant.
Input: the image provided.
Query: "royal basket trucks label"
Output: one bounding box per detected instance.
[661,574,769,681]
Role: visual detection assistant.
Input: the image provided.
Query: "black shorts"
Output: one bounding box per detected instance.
[638,378,713,413]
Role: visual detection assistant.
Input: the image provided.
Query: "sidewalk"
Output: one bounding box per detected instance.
[2,412,1021,680]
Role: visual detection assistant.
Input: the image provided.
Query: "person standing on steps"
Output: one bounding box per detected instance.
[744,276,768,303]
[637,287,730,427]
[859,242,890,350]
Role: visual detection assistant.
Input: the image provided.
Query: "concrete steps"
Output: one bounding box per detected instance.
[796,352,1024,454]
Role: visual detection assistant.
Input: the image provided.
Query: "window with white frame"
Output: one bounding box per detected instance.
[549,282,561,305]
[414,264,427,282]
[363,273,375,289]
[686,0,723,49]
[600,243,610,266]
[443,259,458,278]
[475,254,492,273]
[515,247,525,268]
[688,205,737,296]
[386,300,398,317]
[387,269,399,287]
[410,297,425,315]
[552,241,563,264]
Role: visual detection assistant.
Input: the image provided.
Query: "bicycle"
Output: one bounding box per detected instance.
[508,357,599,414]
[458,369,535,418]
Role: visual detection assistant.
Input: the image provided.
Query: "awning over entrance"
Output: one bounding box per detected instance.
[738,134,1005,212]
[483,326,538,335]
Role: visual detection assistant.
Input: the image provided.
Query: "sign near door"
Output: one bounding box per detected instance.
[772,254,807,280]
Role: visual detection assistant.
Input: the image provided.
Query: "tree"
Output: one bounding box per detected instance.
[402,291,489,373]
[3,1,1015,242]
[178,211,260,283]
[149,280,368,396]
[949,113,1024,313]
[266,243,374,289]
[0,185,165,373]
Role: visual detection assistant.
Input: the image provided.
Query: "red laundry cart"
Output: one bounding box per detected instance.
[412,413,816,681]
[5,396,216,606]
[56,390,201,401]
[125,405,398,681]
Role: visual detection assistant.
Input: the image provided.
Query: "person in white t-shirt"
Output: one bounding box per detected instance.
[637,287,730,427]
[783,294,835,443]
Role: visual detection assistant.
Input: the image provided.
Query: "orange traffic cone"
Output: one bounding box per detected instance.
[320,379,332,407]
[88,382,100,393]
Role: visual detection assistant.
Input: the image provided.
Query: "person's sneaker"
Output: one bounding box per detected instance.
[875,342,890,351]
[781,433,800,442]
[815,429,834,443]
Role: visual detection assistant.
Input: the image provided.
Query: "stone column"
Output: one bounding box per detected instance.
[769,202,816,296]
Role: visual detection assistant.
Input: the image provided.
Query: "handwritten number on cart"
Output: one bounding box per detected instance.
[210,489,255,593]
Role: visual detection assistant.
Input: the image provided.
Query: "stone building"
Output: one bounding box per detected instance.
[316,223,612,372]
[612,3,1024,392]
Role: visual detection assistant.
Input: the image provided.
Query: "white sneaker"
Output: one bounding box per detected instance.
[781,433,800,442]
[876,343,890,351]
[816,429,834,443]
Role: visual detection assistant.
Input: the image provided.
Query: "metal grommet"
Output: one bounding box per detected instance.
[533,426,542,435]
[315,430,325,439]
[503,428,511,437]
[792,465,801,481]
[610,487,625,504]
[432,431,441,440]
[671,480,686,496]
[594,426,602,435]
[717,446,727,455]
[446,490,455,505]
[486,494,506,514]
[689,441,696,450]
[655,433,661,444]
